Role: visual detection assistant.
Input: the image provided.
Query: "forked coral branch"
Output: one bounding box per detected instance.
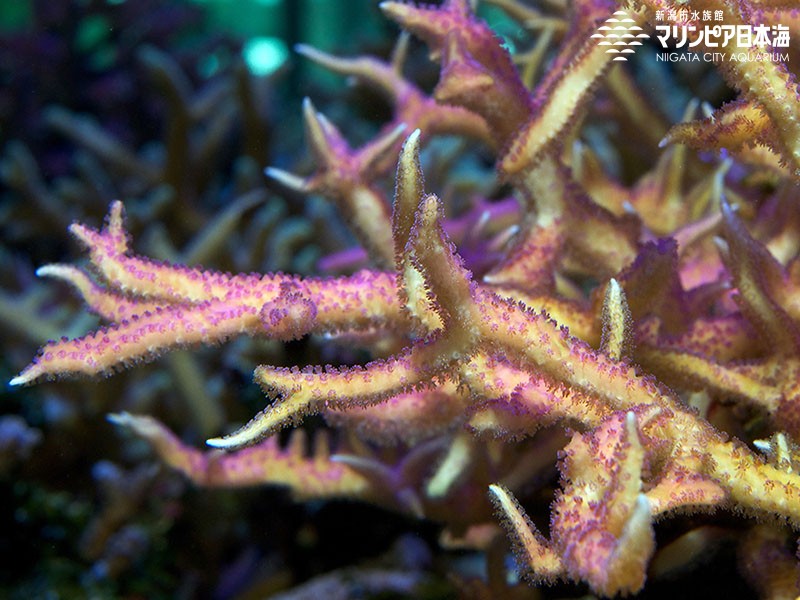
[11,0,800,596]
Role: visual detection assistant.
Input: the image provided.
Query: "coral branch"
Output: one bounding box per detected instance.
[11,0,800,596]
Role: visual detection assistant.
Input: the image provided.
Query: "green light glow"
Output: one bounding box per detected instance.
[242,36,288,76]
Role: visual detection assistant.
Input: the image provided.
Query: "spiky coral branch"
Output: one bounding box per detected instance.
[12,0,800,596]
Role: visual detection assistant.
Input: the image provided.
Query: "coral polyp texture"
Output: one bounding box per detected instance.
[11,0,800,596]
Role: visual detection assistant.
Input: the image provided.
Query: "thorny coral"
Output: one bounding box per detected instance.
[10,0,800,596]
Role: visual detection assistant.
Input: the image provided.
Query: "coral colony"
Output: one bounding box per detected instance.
[10,0,800,596]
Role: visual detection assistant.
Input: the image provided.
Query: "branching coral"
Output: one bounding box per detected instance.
[11,0,800,596]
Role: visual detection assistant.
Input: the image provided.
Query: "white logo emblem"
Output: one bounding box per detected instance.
[591,11,650,61]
